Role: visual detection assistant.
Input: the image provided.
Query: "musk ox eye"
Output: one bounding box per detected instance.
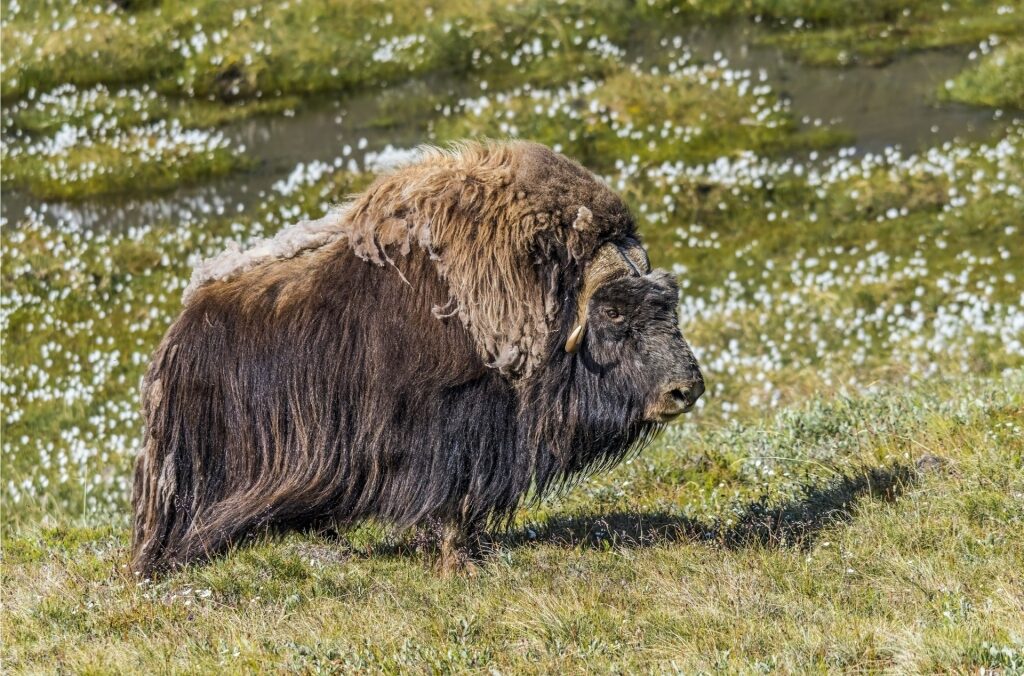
[602,306,623,322]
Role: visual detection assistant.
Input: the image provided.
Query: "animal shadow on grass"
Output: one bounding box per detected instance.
[501,461,927,553]
[318,459,938,563]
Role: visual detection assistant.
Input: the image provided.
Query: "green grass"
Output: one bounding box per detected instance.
[944,40,1024,109]
[6,120,1020,524]
[760,3,1024,66]
[5,86,301,135]
[434,68,852,170]
[3,375,1022,672]
[0,83,297,199]
[1,120,249,200]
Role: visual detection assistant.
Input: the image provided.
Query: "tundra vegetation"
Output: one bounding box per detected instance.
[2,0,1023,672]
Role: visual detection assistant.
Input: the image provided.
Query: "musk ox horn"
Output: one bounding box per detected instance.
[564,240,650,353]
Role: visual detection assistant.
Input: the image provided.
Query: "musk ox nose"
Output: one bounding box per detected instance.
[668,379,704,410]
[653,375,705,422]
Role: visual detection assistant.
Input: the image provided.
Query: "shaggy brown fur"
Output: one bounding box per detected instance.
[183,142,632,378]
[131,140,703,575]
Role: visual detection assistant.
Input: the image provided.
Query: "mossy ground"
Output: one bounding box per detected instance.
[2,0,1023,672]
[1,127,249,201]
[3,0,1023,199]
[756,0,1024,66]
[0,83,302,200]
[944,40,1024,110]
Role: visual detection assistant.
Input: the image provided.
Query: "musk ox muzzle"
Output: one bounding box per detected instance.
[130,140,704,576]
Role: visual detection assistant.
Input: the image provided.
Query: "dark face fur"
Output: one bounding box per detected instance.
[582,271,704,423]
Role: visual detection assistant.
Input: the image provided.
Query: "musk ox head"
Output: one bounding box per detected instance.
[564,239,704,423]
[134,140,703,575]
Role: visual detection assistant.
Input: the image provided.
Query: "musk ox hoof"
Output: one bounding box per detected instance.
[437,548,479,578]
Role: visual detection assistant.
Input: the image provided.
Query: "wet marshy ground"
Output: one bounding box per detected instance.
[0,21,1008,231]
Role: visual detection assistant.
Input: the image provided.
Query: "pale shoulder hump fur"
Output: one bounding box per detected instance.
[182,205,353,304]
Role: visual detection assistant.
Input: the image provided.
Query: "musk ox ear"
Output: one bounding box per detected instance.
[572,206,594,231]
[568,205,596,259]
[564,240,649,353]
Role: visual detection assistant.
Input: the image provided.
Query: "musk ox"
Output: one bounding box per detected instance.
[131,140,704,575]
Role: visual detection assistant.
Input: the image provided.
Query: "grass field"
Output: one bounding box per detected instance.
[2,0,1023,672]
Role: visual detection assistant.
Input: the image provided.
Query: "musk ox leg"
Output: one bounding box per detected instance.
[437,519,484,576]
